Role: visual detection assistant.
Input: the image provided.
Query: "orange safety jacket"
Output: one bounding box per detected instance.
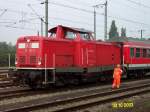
[113,68,123,78]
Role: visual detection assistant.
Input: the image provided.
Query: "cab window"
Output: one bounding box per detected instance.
[80,33,91,40]
[65,31,76,39]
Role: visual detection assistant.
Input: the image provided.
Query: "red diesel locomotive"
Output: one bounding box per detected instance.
[14,25,150,88]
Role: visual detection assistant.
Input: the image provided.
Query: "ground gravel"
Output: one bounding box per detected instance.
[78,92,150,112]
[32,92,150,112]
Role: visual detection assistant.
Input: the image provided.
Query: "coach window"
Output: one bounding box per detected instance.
[143,49,147,58]
[147,49,150,57]
[136,48,140,58]
[130,48,134,57]
[65,31,76,39]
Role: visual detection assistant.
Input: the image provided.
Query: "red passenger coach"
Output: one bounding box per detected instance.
[123,41,150,65]
[109,37,150,77]
[15,25,121,88]
[123,39,150,76]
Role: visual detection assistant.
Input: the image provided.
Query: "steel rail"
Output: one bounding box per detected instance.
[0,88,32,100]
[2,82,150,112]
[0,70,9,74]
[0,78,150,100]
[0,82,14,88]
[54,85,150,112]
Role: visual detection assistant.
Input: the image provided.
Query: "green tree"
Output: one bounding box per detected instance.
[121,27,126,37]
[109,20,119,39]
[0,42,15,67]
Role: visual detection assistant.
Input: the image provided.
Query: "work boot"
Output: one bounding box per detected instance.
[112,85,115,89]
[117,85,120,88]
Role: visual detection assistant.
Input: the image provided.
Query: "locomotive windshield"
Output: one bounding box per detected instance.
[18,42,39,49]
[18,43,25,48]
[31,43,39,48]
[49,28,57,38]
[49,32,56,38]
[80,32,91,40]
[65,31,76,39]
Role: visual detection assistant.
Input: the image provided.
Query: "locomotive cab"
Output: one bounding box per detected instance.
[48,25,95,41]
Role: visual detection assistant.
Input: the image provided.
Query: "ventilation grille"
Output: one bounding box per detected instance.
[30,56,36,64]
[19,56,25,64]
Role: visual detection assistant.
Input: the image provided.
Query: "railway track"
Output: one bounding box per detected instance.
[0,78,150,112]
[0,68,16,88]
[0,87,31,100]
[0,70,9,74]
[0,77,150,100]
[0,67,10,74]
[0,81,14,88]
[51,83,150,112]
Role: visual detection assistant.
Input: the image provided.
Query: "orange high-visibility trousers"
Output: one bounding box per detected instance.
[112,76,121,88]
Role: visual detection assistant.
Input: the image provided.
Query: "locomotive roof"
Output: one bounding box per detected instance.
[48,25,92,33]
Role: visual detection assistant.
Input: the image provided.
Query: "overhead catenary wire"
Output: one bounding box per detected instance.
[47,1,150,27]
[114,0,148,14]
[0,9,7,18]
[108,15,150,27]
[125,0,150,9]
[0,0,150,37]
[0,21,15,23]
[27,4,44,22]
[27,3,45,36]
[62,0,92,7]
[2,0,41,6]
[0,8,35,16]
[47,1,93,13]
[0,1,150,27]
[0,24,37,31]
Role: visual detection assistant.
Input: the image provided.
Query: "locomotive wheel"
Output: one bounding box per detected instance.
[127,73,134,79]
[28,78,37,89]
[71,78,80,85]
[54,76,65,87]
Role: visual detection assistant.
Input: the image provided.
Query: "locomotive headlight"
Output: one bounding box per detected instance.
[38,57,41,65]
[27,39,30,42]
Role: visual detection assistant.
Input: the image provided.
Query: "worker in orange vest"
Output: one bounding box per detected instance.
[112,64,123,89]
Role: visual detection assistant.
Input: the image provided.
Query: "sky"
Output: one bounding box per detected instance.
[0,0,150,44]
